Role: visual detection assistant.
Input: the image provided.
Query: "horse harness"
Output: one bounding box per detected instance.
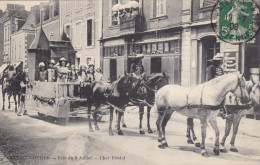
[181,75,244,110]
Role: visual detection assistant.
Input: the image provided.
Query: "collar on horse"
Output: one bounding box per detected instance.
[181,75,243,110]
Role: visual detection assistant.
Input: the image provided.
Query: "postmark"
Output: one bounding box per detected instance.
[213,0,260,44]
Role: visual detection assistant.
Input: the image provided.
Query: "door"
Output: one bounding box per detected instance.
[110,59,117,82]
[151,57,162,74]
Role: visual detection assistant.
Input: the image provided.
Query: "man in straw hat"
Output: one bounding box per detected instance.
[206,53,224,81]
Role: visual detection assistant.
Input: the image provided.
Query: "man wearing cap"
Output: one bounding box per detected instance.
[2,64,16,88]
[37,62,47,82]
[130,54,145,79]
[206,53,224,81]
[47,59,57,82]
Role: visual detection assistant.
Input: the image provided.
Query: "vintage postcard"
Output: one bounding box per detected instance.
[0,0,259,165]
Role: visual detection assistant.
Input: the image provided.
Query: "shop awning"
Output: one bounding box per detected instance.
[0,64,8,75]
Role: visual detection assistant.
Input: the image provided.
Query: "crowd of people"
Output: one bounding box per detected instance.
[36,57,104,84]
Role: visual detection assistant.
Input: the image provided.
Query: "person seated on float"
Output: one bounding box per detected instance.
[95,68,104,82]
[68,64,78,82]
[86,62,95,83]
[47,59,57,82]
[78,64,88,98]
[56,57,70,82]
[37,62,47,82]
[130,54,145,80]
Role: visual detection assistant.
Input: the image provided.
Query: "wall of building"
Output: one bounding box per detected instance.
[59,0,101,68]
[0,24,4,65]
[102,0,183,38]
[35,17,60,41]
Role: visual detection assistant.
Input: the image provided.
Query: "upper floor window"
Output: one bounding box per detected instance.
[111,0,120,26]
[65,25,71,38]
[87,19,93,46]
[153,0,166,17]
[87,0,93,6]
[75,22,81,46]
[76,0,82,9]
[65,0,71,13]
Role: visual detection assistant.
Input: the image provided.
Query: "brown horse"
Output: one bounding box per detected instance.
[87,73,141,135]
[1,71,22,112]
[154,73,250,157]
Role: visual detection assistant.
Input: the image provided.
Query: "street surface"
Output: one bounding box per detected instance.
[0,98,260,165]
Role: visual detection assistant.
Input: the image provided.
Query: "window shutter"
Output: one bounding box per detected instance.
[151,0,156,18]
[92,19,95,46]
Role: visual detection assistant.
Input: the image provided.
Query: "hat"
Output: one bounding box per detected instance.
[207,53,224,61]
[50,59,55,64]
[88,61,94,66]
[60,57,67,62]
[39,62,45,67]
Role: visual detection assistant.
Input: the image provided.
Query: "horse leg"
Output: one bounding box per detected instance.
[147,106,153,133]
[186,118,194,144]
[8,94,11,109]
[121,114,127,127]
[209,119,220,156]
[200,118,209,157]
[189,119,200,147]
[230,114,243,152]
[161,110,174,147]
[220,115,233,153]
[14,94,17,112]
[156,107,166,149]
[88,101,93,132]
[93,105,100,130]
[109,106,114,136]
[139,106,145,134]
[117,111,124,135]
[2,92,5,111]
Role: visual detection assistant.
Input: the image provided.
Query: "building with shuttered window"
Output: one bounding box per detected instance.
[101,0,182,83]
[59,0,102,68]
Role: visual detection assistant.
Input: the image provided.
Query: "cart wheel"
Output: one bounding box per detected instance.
[38,112,46,119]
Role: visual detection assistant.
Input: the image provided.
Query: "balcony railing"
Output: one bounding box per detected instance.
[119,15,141,35]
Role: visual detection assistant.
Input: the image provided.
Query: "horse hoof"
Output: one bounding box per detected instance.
[213,148,220,155]
[15,110,17,113]
[148,129,153,134]
[187,139,194,144]
[95,125,100,130]
[195,142,201,147]
[163,142,168,147]
[122,124,127,128]
[230,148,238,152]
[201,151,210,157]
[220,148,228,153]
[89,128,94,132]
[158,144,165,149]
[118,130,123,135]
[140,130,145,134]
[158,139,162,142]
[109,131,114,136]
[2,108,4,111]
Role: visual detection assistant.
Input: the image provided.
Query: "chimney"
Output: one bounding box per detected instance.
[7,4,15,10]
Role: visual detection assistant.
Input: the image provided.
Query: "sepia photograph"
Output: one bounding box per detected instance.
[0,0,259,164]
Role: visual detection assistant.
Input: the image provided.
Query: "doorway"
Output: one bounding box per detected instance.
[110,59,117,82]
[200,36,220,83]
[151,57,162,74]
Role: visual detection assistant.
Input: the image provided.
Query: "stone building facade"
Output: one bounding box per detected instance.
[59,0,102,68]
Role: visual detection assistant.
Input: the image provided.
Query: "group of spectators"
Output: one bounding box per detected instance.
[37,57,104,83]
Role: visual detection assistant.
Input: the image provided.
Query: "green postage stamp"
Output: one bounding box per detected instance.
[217,0,259,43]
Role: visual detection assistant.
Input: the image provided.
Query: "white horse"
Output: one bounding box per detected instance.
[154,73,251,157]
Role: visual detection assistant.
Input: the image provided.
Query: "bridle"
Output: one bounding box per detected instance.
[232,75,246,104]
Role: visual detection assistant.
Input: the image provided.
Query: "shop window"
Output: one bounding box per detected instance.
[147,43,151,54]
[164,42,169,53]
[151,43,157,54]
[169,40,180,54]
[142,44,147,54]
[158,42,163,53]
[151,57,162,73]
[75,22,81,46]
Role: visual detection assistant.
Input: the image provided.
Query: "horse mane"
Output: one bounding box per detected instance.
[145,73,164,85]
[205,73,238,86]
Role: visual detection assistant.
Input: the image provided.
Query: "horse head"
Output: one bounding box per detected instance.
[117,73,141,97]
[144,72,169,91]
[233,74,251,104]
